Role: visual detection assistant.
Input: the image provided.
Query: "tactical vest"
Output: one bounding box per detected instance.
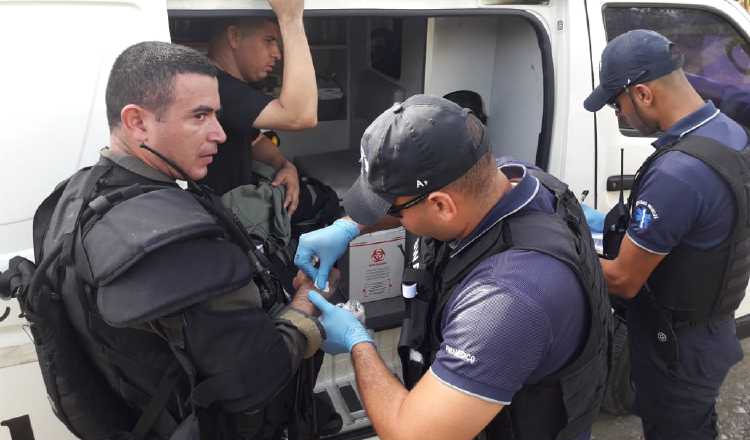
[31,158,307,440]
[398,169,611,440]
[628,135,750,323]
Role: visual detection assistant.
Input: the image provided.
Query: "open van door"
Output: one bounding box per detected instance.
[587,0,750,337]
[0,2,169,438]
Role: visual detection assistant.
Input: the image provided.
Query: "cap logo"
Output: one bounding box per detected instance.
[417,179,428,189]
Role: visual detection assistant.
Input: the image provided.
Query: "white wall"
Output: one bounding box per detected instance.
[488,16,544,164]
[424,16,544,164]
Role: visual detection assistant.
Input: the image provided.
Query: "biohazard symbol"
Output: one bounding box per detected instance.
[371,248,386,264]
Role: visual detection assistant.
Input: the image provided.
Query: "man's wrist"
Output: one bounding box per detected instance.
[280,159,296,171]
[276,15,304,27]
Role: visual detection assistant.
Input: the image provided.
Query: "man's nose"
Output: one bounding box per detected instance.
[272,42,282,60]
[211,116,227,144]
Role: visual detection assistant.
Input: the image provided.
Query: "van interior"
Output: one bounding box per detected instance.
[170,13,550,197]
[170,11,550,437]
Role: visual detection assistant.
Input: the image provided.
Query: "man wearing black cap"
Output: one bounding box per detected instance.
[584,29,748,440]
[297,95,611,440]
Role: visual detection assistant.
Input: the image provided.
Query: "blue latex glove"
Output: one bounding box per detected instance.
[295,219,360,289]
[581,203,605,234]
[308,291,374,354]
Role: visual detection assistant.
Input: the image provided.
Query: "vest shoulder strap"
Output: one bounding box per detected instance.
[672,134,750,230]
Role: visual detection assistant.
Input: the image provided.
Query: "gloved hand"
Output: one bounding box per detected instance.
[308,291,373,354]
[295,219,360,290]
[581,203,605,234]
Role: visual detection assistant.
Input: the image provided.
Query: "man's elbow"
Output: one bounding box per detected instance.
[607,273,642,299]
[602,261,642,299]
[300,113,318,129]
[285,113,317,131]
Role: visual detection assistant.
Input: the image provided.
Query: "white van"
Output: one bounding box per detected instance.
[2,0,750,438]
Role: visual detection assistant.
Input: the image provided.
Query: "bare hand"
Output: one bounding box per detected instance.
[272,161,300,215]
[267,0,304,22]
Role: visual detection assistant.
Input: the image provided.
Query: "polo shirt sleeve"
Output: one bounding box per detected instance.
[430,267,552,405]
[626,153,703,255]
[218,75,273,140]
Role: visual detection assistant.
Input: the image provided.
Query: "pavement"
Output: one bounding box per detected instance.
[591,337,750,440]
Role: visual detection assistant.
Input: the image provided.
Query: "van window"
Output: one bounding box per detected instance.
[604,6,750,135]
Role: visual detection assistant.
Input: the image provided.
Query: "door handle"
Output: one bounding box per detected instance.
[606,175,635,191]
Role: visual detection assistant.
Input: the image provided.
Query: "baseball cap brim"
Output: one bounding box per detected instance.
[343,174,395,225]
[584,84,617,112]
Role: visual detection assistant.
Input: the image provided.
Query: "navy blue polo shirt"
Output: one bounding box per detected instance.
[429,164,589,438]
[627,102,748,254]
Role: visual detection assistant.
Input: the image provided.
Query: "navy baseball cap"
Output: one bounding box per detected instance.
[584,29,684,112]
[343,94,490,225]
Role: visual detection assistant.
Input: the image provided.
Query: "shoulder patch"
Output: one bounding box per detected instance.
[632,200,660,232]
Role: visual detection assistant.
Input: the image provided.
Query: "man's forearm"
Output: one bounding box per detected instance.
[277,16,317,127]
[352,342,410,440]
[600,257,642,299]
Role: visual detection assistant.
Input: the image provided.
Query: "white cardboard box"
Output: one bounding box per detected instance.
[343,227,406,304]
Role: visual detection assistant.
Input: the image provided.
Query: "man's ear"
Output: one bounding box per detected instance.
[633,84,654,107]
[428,191,459,222]
[120,104,149,144]
[227,25,243,50]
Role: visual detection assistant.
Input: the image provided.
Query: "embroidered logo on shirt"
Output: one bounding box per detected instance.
[445,345,477,364]
[632,200,659,231]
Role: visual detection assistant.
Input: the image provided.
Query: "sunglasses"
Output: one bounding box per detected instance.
[606,69,649,113]
[387,192,432,218]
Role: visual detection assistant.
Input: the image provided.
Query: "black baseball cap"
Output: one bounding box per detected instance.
[343,94,490,225]
[584,29,684,112]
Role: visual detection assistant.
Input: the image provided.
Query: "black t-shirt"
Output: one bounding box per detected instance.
[200,70,273,195]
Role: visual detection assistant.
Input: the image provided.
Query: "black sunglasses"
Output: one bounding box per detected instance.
[387,192,432,218]
[606,69,649,112]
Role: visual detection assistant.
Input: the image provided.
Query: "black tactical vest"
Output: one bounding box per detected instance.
[398,169,611,440]
[36,158,299,440]
[628,134,750,323]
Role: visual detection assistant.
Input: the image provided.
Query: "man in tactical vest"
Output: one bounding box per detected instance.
[583,30,747,440]
[13,41,329,440]
[295,95,611,440]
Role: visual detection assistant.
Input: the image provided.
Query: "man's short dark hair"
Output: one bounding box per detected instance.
[105,41,217,128]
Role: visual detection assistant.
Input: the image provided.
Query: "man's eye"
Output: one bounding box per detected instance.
[196,113,207,121]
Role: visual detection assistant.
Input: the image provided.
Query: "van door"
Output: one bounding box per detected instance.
[0,2,169,439]
[586,0,750,329]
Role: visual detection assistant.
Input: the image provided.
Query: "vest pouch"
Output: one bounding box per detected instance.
[22,277,137,439]
[555,347,607,439]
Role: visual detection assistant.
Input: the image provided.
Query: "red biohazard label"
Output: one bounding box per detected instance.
[371,248,386,264]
